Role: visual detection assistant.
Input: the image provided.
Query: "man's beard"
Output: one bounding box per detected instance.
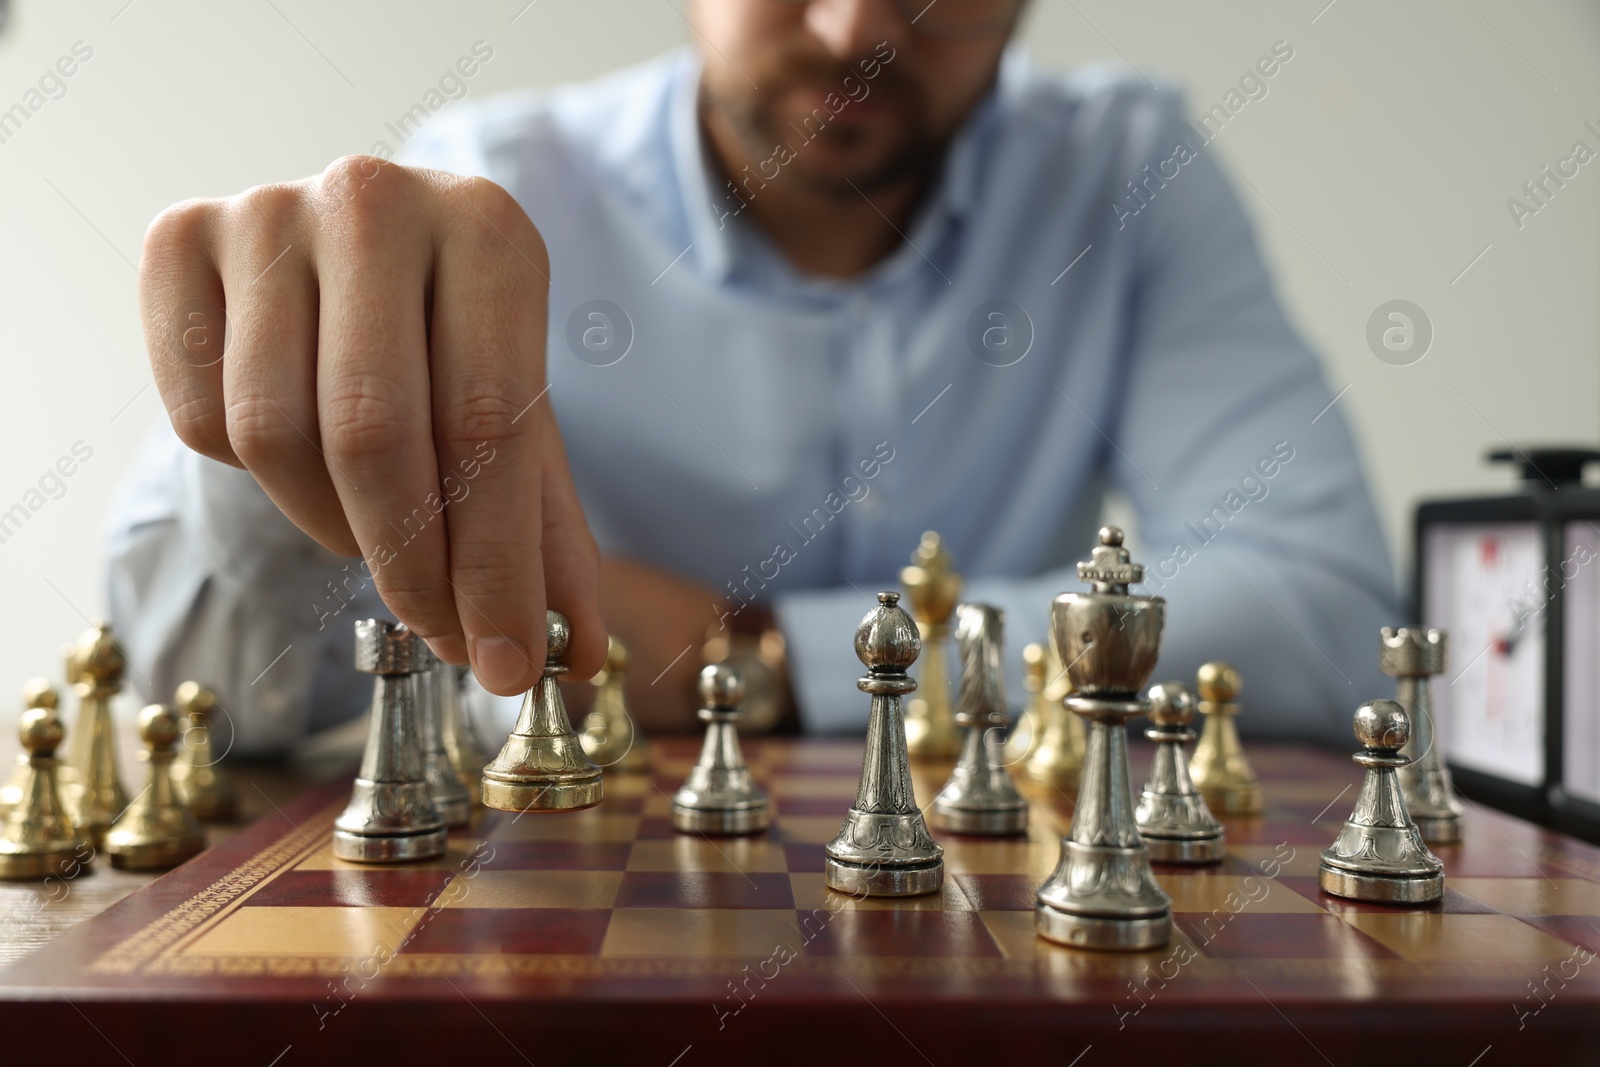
[701,55,942,200]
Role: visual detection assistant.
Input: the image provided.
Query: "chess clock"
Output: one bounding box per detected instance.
[1416,447,1600,840]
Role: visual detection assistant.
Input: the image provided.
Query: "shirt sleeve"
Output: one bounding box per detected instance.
[105,423,382,755]
[777,94,1399,745]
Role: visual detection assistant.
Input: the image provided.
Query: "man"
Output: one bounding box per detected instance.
[110,0,1396,753]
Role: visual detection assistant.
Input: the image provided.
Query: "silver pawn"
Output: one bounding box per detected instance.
[414,645,471,827]
[1135,682,1224,864]
[824,592,944,897]
[1035,527,1171,951]
[671,665,769,835]
[1382,627,1463,845]
[1319,698,1444,904]
[332,621,446,863]
[930,603,1027,835]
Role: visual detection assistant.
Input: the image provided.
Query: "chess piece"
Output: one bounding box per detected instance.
[481,611,603,813]
[1036,527,1171,950]
[105,704,206,871]
[1188,662,1263,815]
[170,682,238,822]
[1382,627,1463,845]
[332,621,447,863]
[1135,681,1224,864]
[825,592,944,897]
[930,603,1028,835]
[64,621,130,846]
[1003,642,1047,766]
[580,636,650,773]
[1021,634,1086,788]
[1319,699,1444,904]
[900,531,961,759]
[414,646,471,827]
[0,704,92,880]
[436,661,486,806]
[0,679,58,816]
[671,665,769,834]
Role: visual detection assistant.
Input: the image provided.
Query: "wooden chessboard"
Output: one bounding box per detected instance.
[3,738,1600,1063]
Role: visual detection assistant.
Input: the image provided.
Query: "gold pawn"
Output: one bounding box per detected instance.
[0,704,93,881]
[900,531,961,759]
[437,663,486,806]
[1003,643,1047,765]
[1188,662,1263,815]
[65,621,129,845]
[171,682,238,822]
[105,705,205,871]
[0,679,58,816]
[1021,634,1086,788]
[580,637,650,773]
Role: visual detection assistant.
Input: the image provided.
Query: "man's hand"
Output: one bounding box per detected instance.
[590,557,724,732]
[137,155,605,693]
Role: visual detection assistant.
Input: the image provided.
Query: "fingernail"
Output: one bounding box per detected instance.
[470,635,532,693]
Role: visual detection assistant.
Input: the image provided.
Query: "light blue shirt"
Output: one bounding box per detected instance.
[107,48,1398,753]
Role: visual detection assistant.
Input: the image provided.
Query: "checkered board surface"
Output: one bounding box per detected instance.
[6,738,1600,1060]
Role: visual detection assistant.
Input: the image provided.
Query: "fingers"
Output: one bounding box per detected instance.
[139,198,234,466]
[541,410,606,680]
[313,157,464,655]
[426,176,552,693]
[217,186,358,557]
[141,186,362,558]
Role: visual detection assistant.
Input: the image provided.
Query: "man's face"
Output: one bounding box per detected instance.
[691,0,1018,197]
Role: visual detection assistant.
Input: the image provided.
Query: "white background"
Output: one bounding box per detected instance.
[0,0,1596,725]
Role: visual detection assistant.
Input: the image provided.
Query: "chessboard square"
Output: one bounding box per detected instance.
[770,816,845,844]
[641,793,674,817]
[796,908,1001,958]
[600,909,799,958]
[782,843,826,872]
[634,817,677,840]
[399,908,611,956]
[483,812,640,842]
[293,836,483,872]
[182,906,422,958]
[1183,913,1399,960]
[1160,875,1322,915]
[940,839,1053,878]
[1516,915,1600,954]
[1228,844,1320,878]
[789,872,972,912]
[1451,878,1600,916]
[1428,847,1557,878]
[616,871,795,909]
[475,840,633,871]
[437,870,622,909]
[951,873,1036,911]
[245,869,457,908]
[626,838,789,872]
[1342,913,1581,961]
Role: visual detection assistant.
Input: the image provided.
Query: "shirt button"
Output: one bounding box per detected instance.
[848,295,874,322]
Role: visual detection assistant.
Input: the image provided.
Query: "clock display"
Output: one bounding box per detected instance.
[1562,522,1600,805]
[1423,523,1545,787]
